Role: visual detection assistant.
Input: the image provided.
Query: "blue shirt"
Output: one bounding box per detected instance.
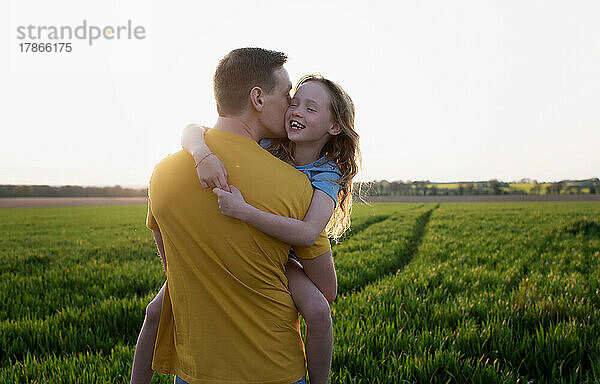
[259,139,342,206]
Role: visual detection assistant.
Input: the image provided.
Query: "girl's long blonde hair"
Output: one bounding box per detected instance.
[266,74,361,242]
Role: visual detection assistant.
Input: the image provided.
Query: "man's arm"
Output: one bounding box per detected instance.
[152,230,167,273]
[296,250,337,302]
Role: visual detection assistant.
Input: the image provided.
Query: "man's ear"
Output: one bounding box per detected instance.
[329,122,342,136]
[250,87,264,111]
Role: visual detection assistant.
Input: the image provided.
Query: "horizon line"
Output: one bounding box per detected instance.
[1,176,599,189]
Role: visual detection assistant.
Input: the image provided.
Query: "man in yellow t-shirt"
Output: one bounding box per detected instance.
[143,48,335,384]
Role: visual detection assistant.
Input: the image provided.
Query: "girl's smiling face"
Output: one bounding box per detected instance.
[285,81,341,144]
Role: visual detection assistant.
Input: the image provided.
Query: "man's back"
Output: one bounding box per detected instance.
[147,128,330,384]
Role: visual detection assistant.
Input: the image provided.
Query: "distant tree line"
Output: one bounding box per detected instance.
[0,185,147,198]
[353,178,599,197]
[3,178,598,199]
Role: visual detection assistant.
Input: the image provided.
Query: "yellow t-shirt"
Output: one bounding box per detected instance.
[146,128,331,384]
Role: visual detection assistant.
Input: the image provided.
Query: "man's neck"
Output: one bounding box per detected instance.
[213,116,265,143]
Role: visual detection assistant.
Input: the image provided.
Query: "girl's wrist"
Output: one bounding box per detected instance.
[240,203,257,222]
[192,147,211,161]
[194,152,213,168]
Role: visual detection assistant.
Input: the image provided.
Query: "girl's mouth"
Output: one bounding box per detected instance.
[289,120,305,132]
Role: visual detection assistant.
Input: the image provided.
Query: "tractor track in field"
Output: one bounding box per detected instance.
[337,204,438,297]
[334,215,392,245]
[335,205,426,244]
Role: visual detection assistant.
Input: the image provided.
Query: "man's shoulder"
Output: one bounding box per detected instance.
[205,131,305,179]
[258,153,309,186]
[152,150,190,170]
[149,150,192,187]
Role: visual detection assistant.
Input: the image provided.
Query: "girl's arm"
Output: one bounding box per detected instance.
[181,123,211,162]
[212,187,334,248]
[181,123,230,192]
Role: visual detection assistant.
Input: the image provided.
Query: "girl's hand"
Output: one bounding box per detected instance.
[212,185,251,221]
[196,154,230,192]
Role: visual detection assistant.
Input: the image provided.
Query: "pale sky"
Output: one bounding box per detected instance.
[1,0,598,187]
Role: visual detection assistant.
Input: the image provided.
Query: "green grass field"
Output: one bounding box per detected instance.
[1,202,599,383]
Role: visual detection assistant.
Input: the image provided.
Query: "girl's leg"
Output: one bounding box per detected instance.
[286,258,333,384]
[130,282,166,384]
